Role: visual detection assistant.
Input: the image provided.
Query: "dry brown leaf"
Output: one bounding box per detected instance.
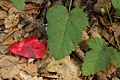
[112,77,119,80]
[19,70,43,80]
[20,63,38,76]
[0,9,7,19]
[0,55,19,67]
[102,29,115,45]
[0,33,6,42]
[78,40,89,52]
[94,0,111,15]
[0,0,13,11]
[78,30,89,51]
[104,63,117,76]
[73,0,83,8]
[25,0,44,4]
[44,56,80,80]
[35,52,54,69]
[113,22,120,37]
[23,4,40,17]
[2,33,15,45]
[41,73,59,79]
[4,14,20,28]
[8,7,21,14]
[0,65,20,79]
[0,45,9,55]
[82,30,89,41]
[0,55,20,79]
[90,30,101,38]
[74,46,85,60]
[97,72,107,80]
[0,19,4,25]
[98,15,111,28]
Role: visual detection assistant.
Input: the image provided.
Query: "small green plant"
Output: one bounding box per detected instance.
[82,38,120,76]
[46,5,88,60]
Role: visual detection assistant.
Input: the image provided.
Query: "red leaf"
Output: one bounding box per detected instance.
[9,37,46,58]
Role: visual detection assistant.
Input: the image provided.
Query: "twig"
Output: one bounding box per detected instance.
[106,5,119,49]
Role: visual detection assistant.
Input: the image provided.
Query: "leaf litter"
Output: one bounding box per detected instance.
[0,0,120,80]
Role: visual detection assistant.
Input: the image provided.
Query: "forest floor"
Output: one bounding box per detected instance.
[0,0,120,80]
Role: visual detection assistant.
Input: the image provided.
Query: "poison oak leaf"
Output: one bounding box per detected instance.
[9,37,46,58]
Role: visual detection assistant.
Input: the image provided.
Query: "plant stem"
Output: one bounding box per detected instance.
[106,5,120,49]
[69,0,72,11]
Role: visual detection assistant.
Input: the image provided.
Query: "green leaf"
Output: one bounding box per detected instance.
[113,50,120,67]
[87,38,106,51]
[46,5,88,60]
[82,38,115,76]
[111,0,120,17]
[10,0,25,11]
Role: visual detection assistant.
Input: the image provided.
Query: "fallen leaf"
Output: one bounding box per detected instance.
[104,63,117,76]
[20,63,38,76]
[90,30,101,38]
[0,9,7,19]
[0,45,9,55]
[0,65,20,79]
[0,33,6,42]
[25,0,44,4]
[9,37,46,58]
[0,19,4,25]
[82,30,89,41]
[44,57,80,79]
[97,72,107,80]
[0,0,13,11]
[4,14,20,28]
[19,70,43,80]
[0,55,20,79]
[2,33,15,45]
[112,22,120,37]
[112,77,119,80]
[102,29,115,45]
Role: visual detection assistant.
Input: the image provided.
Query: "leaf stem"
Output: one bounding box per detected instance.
[69,0,72,11]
